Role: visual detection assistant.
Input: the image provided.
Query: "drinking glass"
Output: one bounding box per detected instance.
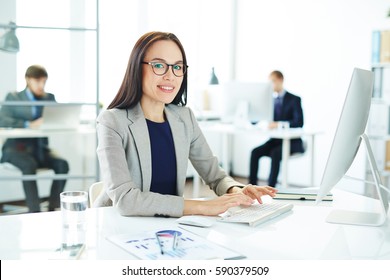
[60,191,88,230]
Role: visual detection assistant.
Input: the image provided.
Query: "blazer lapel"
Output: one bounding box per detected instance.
[18,89,29,100]
[126,104,152,192]
[18,89,35,120]
[165,106,187,197]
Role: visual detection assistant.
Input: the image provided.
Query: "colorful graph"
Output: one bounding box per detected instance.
[107,227,242,260]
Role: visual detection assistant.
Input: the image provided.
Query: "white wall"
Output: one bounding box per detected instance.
[14,0,97,103]
[234,0,390,192]
[98,0,233,108]
[0,0,16,98]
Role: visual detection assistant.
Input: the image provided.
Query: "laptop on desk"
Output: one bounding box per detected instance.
[40,104,82,130]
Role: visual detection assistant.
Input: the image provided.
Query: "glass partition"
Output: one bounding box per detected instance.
[0,0,99,214]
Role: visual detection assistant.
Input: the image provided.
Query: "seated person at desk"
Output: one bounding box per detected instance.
[249,70,304,187]
[95,31,277,217]
[0,65,69,212]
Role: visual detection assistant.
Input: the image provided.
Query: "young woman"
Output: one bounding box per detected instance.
[95,31,276,217]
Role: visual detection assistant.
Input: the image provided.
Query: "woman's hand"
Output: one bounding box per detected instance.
[229,185,277,204]
[184,192,253,216]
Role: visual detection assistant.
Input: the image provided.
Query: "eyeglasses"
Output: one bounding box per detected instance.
[142,61,188,77]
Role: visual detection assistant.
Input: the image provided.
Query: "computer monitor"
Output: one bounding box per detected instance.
[316,68,389,226]
[40,104,82,130]
[220,82,273,124]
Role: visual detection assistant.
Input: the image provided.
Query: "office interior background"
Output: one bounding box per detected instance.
[0,0,389,213]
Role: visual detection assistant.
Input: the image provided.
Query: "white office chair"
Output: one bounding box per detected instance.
[0,163,56,213]
[89,182,104,208]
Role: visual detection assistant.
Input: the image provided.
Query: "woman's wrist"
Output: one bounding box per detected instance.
[227,186,244,194]
[183,200,203,215]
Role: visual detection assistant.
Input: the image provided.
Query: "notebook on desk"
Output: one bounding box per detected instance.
[40,104,82,130]
[274,187,333,201]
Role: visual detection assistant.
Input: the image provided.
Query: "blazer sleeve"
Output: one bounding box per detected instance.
[187,108,245,195]
[289,96,304,128]
[96,110,185,217]
[0,93,25,128]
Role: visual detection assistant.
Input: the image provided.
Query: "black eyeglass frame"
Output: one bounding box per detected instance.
[142,61,188,77]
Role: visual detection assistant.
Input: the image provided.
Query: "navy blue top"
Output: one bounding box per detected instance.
[146,119,177,195]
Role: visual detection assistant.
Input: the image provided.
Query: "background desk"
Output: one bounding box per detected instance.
[0,189,389,260]
[198,123,320,190]
[0,126,95,139]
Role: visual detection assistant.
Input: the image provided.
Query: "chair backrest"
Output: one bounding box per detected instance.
[89,182,104,208]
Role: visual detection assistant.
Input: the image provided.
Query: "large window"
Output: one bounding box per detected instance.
[13,0,97,103]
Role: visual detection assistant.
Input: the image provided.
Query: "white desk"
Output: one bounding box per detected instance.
[199,123,320,189]
[0,126,96,139]
[0,189,389,260]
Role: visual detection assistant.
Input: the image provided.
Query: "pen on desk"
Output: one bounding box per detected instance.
[173,231,178,250]
[155,233,164,255]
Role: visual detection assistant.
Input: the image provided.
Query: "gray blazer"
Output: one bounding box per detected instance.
[95,103,244,217]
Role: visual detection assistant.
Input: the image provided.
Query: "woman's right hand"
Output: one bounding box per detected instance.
[184,193,253,216]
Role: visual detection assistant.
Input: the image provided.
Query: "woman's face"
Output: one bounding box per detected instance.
[142,40,184,105]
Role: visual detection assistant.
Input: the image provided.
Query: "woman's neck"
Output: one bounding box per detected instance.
[140,96,165,123]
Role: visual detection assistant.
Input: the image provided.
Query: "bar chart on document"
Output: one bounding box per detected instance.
[107,227,244,260]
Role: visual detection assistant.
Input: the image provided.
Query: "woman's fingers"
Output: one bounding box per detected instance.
[266,186,277,191]
[201,194,252,216]
[266,186,278,195]
[242,185,278,202]
[228,196,252,206]
[202,186,280,216]
[224,192,253,204]
[246,187,264,204]
[262,187,277,197]
[224,201,240,210]
[214,194,252,213]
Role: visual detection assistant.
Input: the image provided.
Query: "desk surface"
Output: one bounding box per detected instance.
[0,189,389,260]
[0,126,95,138]
[199,123,319,139]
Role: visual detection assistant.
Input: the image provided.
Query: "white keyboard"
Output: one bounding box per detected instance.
[218,201,294,227]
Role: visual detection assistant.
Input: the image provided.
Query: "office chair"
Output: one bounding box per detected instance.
[89,182,104,208]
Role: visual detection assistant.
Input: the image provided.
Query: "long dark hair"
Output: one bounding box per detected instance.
[108,31,188,109]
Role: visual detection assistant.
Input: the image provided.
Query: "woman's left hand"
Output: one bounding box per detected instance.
[229,185,277,204]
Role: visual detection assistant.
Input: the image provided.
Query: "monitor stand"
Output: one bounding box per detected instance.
[326,134,389,226]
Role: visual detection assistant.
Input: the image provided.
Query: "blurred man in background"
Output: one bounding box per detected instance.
[0,65,69,212]
[249,70,304,187]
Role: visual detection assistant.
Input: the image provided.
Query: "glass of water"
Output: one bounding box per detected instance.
[60,191,88,230]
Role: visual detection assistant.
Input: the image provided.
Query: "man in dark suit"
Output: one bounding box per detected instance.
[0,65,69,212]
[249,70,304,187]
